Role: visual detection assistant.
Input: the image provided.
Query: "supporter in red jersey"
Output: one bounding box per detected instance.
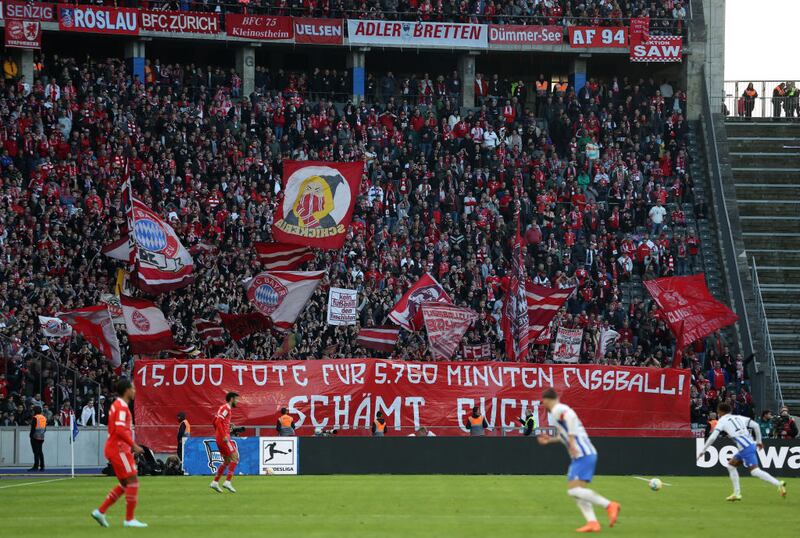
[210,391,240,494]
[92,378,147,528]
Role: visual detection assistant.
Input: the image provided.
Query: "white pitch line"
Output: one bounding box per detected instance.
[0,477,72,490]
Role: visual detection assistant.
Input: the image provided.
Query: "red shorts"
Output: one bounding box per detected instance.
[216,438,236,458]
[107,449,137,480]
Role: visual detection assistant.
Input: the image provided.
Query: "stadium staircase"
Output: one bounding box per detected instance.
[726,121,800,407]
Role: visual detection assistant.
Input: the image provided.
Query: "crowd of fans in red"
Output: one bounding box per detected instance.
[0,50,756,434]
[57,0,689,34]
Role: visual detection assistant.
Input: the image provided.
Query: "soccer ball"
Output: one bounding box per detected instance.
[648,478,663,491]
[265,468,274,476]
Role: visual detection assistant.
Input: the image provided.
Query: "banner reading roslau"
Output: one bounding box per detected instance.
[136,359,691,452]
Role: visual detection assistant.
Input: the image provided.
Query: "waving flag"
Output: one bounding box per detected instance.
[502,216,530,361]
[644,274,738,367]
[219,311,272,341]
[244,271,324,331]
[102,235,129,261]
[526,284,574,342]
[127,196,194,294]
[272,160,363,250]
[421,303,477,360]
[120,296,176,355]
[356,326,400,353]
[38,316,73,338]
[254,242,314,270]
[388,273,452,331]
[193,318,225,347]
[57,305,121,370]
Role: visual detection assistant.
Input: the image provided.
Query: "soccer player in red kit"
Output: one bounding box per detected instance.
[92,378,147,528]
[210,391,240,493]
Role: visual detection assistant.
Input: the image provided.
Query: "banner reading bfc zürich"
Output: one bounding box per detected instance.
[182,437,299,475]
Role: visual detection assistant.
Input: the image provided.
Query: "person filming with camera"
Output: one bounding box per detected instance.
[773,407,799,439]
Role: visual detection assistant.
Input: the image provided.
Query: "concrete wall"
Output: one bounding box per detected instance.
[703,0,726,101]
[0,427,108,467]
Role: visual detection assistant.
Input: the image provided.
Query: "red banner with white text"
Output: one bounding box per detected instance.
[225,14,293,40]
[136,359,691,451]
[294,17,343,44]
[140,10,220,35]
[4,1,55,21]
[568,26,628,48]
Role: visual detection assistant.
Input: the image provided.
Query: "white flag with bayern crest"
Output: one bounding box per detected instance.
[243,271,325,332]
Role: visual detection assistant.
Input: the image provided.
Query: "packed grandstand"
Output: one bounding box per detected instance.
[0,0,764,440]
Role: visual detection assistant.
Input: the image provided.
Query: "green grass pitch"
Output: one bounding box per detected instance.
[0,475,795,537]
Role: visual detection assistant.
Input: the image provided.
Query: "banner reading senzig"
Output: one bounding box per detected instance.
[136,359,691,451]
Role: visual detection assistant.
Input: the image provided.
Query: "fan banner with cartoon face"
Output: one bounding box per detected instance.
[272,161,363,250]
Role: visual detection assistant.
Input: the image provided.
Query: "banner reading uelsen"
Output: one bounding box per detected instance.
[294,17,343,45]
[136,359,691,451]
[347,20,488,49]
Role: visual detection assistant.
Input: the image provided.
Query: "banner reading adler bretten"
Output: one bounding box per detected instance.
[272,161,363,250]
[136,359,691,451]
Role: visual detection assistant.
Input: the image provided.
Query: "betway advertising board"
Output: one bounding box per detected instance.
[347,20,488,49]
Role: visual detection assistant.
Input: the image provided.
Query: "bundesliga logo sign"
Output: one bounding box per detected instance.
[272,161,362,250]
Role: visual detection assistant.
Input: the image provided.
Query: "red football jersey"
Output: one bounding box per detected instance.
[213,403,233,440]
[106,398,135,454]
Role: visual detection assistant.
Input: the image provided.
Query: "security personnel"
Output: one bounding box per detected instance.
[553,80,568,97]
[176,412,191,461]
[371,411,387,437]
[519,409,537,436]
[773,82,786,119]
[29,406,46,472]
[465,406,488,436]
[276,407,296,436]
[535,74,549,97]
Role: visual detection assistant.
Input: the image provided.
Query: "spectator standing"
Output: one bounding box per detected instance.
[81,398,97,426]
[756,410,774,439]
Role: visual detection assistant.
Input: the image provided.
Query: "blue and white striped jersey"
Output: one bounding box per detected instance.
[713,414,761,449]
[548,403,597,459]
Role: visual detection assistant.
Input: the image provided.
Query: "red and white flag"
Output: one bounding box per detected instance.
[526,284,574,342]
[244,270,324,331]
[388,273,452,331]
[102,235,129,261]
[38,315,73,338]
[120,296,176,355]
[218,311,272,341]
[254,242,314,270]
[356,326,400,353]
[272,160,363,250]
[57,306,121,370]
[422,303,477,361]
[193,318,225,348]
[502,224,530,361]
[127,196,194,294]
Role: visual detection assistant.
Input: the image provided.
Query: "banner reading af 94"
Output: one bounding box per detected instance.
[135,359,691,452]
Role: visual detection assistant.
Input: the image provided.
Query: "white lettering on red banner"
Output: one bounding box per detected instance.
[136,359,690,451]
[4,19,41,49]
[140,11,219,35]
[225,14,293,40]
[5,1,53,21]
[630,36,683,63]
[489,25,562,46]
[58,6,139,36]
[294,17,343,45]
[568,26,627,48]
[347,20,488,49]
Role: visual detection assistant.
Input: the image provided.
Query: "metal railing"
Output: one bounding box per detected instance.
[750,258,785,409]
[720,80,800,120]
[699,68,756,374]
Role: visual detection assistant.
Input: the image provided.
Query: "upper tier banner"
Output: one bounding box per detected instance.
[136,359,691,452]
[347,20,488,49]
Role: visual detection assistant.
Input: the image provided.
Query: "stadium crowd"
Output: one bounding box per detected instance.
[0,49,780,435]
[56,0,689,34]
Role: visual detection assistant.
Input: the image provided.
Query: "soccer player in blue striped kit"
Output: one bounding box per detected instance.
[537,388,621,533]
[697,401,787,501]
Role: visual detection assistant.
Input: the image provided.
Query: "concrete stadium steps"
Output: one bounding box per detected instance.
[726,120,800,405]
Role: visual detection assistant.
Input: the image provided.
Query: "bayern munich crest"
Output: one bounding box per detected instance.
[133,208,178,257]
[131,310,151,332]
[248,274,288,316]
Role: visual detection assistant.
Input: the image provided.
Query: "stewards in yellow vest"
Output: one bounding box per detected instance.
[29,406,46,472]
[177,412,191,461]
[465,406,488,436]
[371,412,387,437]
[276,407,296,436]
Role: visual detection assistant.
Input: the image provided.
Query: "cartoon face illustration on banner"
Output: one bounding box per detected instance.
[277,166,351,236]
[133,208,178,257]
[407,285,445,321]
[248,274,288,316]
